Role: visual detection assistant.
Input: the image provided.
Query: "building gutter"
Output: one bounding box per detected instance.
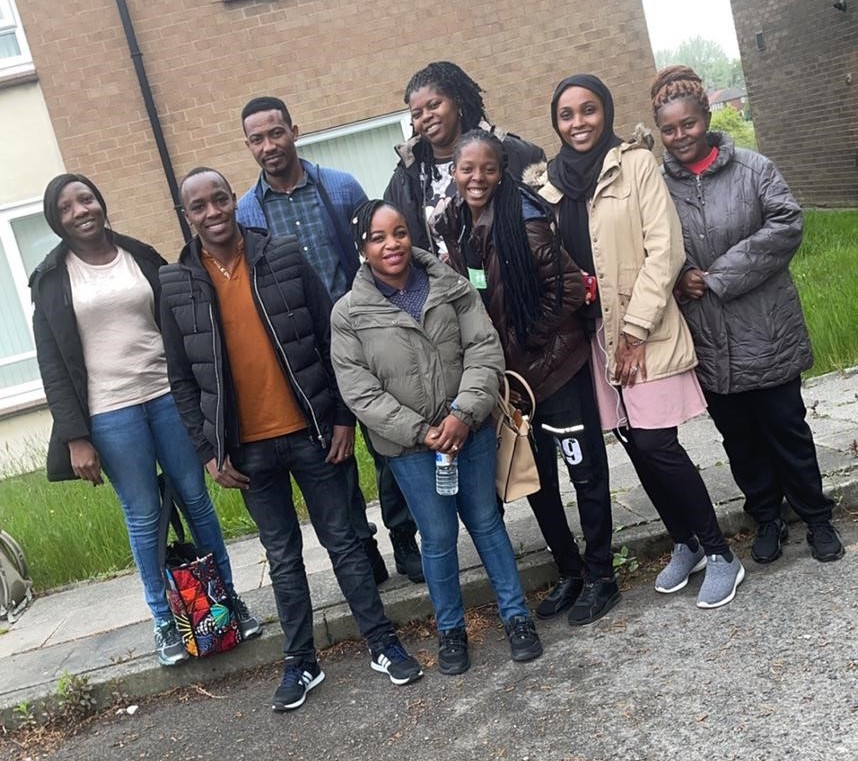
[114,0,191,241]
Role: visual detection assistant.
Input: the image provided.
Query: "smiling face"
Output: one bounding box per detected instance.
[452,139,503,220]
[181,172,240,254]
[554,86,606,153]
[361,205,413,288]
[408,85,462,158]
[56,182,107,246]
[656,98,712,165]
[243,109,301,183]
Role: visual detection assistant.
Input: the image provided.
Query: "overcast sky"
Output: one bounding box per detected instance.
[641,0,741,58]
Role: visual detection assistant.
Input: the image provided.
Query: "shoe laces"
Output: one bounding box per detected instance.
[576,579,600,606]
[378,637,409,663]
[232,595,251,620]
[507,616,536,641]
[280,663,308,688]
[155,622,181,647]
[758,521,782,539]
[809,522,838,542]
[440,629,467,650]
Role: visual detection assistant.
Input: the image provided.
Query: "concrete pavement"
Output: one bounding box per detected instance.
[1,367,856,725]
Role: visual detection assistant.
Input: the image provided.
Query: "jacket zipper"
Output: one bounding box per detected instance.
[251,266,326,446]
[208,303,226,468]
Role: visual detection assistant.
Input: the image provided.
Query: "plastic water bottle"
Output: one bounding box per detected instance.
[435,452,459,495]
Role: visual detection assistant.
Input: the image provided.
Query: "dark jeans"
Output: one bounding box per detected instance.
[615,425,729,556]
[704,378,833,525]
[232,431,394,661]
[359,422,418,535]
[527,364,614,578]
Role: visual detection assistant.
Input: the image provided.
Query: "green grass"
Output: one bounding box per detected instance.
[792,209,858,376]
[0,432,376,591]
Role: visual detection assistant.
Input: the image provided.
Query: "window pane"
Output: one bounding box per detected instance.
[0,356,39,390]
[0,235,35,360]
[11,213,58,278]
[0,30,20,59]
[298,122,403,199]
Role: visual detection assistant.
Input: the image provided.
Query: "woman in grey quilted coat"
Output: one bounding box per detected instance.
[652,65,843,566]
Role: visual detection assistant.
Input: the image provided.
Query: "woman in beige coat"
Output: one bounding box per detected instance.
[526,74,743,609]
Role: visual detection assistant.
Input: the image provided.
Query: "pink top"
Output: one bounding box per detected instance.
[589,322,706,431]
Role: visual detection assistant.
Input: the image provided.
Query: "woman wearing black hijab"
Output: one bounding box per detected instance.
[525,75,744,610]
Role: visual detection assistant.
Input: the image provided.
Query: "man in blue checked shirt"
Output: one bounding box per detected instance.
[236,96,423,586]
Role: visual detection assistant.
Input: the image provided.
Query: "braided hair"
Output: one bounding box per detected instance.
[453,129,557,344]
[404,61,488,133]
[351,199,407,250]
[650,65,710,122]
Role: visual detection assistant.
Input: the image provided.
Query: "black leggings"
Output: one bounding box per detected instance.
[616,425,729,556]
[526,364,614,578]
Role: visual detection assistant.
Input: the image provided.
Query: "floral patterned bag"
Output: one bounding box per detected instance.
[158,475,241,657]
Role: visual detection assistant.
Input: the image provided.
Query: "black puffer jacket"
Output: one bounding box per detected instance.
[662,132,810,394]
[384,123,545,254]
[29,234,165,481]
[159,227,354,468]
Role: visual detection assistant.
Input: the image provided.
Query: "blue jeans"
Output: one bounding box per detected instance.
[230,431,394,661]
[388,424,528,632]
[89,392,234,623]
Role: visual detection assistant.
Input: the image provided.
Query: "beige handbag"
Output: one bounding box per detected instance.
[494,370,541,502]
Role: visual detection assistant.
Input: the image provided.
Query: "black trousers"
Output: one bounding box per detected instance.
[616,424,729,556]
[527,363,614,579]
[358,421,417,536]
[704,377,833,525]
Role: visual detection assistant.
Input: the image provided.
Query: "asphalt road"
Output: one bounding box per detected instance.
[11,512,858,761]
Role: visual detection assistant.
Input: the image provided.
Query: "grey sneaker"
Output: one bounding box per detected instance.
[655,543,707,593]
[154,620,189,666]
[697,554,745,609]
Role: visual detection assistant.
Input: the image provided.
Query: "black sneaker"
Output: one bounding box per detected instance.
[504,615,543,662]
[391,528,424,583]
[806,521,845,562]
[567,577,621,626]
[230,592,263,639]
[751,519,788,564]
[370,634,423,685]
[364,536,390,584]
[154,620,189,667]
[536,575,584,619]
[438,627,470,675]
[272,660,325,712]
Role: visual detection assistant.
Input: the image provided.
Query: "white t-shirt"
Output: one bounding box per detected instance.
[66,247,170,415]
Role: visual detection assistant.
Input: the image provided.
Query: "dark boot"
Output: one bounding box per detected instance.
[390,528,424,583]
[364,536,389,584]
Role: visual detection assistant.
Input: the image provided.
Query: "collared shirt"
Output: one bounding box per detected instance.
[372,263,430,323]
[259,173,348,300]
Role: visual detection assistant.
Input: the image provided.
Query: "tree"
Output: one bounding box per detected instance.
[655,37,744,91]
[710,107,757,150]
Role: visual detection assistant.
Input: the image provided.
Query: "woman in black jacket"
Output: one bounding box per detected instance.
[652,66,843,565]
[384,61,545,258]
[30,174,259,666]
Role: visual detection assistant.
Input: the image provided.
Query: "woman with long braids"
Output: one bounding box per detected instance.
[525,74,744,609]
[652,65,843,565]
[30,174,261,666]
[435,129,618,625]
[384,61,544,259]
[331,199,542,675]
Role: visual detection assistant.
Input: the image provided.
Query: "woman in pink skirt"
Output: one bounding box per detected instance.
[525,74,744,609]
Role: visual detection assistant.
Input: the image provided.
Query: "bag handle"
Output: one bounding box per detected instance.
[499,370,537,417]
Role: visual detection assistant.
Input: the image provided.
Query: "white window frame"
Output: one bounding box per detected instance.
[296,110,411,148]
[0,0,34,80]
[0,198,46,408]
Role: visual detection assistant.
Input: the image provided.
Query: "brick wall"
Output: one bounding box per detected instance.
[731,0,858,207]
[18,0,657,256]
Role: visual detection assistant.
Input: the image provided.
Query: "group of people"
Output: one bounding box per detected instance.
[31,60,843,714]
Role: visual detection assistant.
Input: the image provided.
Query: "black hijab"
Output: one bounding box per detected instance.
[546,75,622,328]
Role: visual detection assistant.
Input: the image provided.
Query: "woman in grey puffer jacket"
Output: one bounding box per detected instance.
[652,65,843,567]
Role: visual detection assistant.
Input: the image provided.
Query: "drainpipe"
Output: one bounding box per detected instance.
[114,0,191,241]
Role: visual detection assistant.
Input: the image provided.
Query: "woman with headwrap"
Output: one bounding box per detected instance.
[524,75,744,610]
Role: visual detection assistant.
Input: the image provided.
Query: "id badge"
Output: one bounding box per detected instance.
[467,266,487,290]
